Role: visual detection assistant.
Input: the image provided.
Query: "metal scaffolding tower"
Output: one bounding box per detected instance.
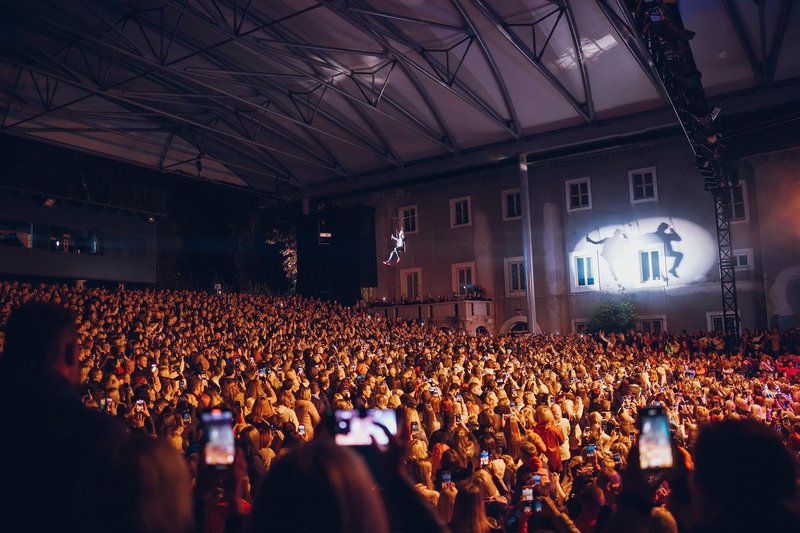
[622,0,740,338]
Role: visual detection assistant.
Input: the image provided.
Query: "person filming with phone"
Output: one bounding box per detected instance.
[605,415,800,533]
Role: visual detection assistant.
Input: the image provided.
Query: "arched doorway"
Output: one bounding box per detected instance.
[510,321,529,335]
[499,316,529,335]
[475,326,489,336]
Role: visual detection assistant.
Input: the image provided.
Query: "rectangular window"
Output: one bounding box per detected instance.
[639,249,663,283]
[451,262,476,294]
[629,167,658,203]
[722,184,748,222]
[511,262,526,292]
[566,178,591,212]
[450,197,471,227]
[733,248,754,270]
[638,317,666,334]
[502,189,521,220]
[504,257,526,295]
[399,205,418,234]
[401,268,421,301]
[576,256,595,287]
[570,252,599,292]
[457,268,472,292]
[572,320,589,334]
[706,312,738,334]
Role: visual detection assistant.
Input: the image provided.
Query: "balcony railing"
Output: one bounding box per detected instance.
[368,299,495,334]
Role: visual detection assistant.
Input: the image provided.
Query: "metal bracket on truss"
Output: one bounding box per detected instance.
[507,5,564,61]
[421,34,475,87]
[350,60,396,107]
[288,82,328,124]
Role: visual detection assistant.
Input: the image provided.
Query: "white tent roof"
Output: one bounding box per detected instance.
[0,0,797,197]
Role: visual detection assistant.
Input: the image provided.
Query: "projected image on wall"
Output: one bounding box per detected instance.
[571,217,716,291]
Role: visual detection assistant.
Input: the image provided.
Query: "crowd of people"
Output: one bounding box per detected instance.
[1,280,799,533]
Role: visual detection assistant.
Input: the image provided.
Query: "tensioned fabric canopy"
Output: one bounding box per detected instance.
[0,0,797,198]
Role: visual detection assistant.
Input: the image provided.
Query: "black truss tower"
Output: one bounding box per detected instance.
[622,0,740,338]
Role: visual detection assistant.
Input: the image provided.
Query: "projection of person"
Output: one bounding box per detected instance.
[383,229,405,265]
[586,229,628,281]
[645,223,684,278]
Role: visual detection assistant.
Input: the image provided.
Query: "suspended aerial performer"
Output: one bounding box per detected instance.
[383,229,405,265]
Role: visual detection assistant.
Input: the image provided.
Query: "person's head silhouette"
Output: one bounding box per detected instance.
[2,301,80,384]
[691,419,798,528]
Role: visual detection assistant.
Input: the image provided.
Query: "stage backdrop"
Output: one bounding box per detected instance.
[296,206,377,305]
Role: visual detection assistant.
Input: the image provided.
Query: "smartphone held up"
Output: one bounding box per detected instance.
[332,409,398,448]
[638,405,674,471]
[201,409,235,468]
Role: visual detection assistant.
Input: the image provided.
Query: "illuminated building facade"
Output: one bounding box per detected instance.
[357,137,800,335]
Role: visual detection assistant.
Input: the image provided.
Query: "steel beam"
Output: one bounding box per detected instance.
[5,5,357,174]
[471,0,590,123]
[595,0,671,103]
[166,0,448,156]
[767,0,792,83]
[1,55,334,178]
[346,7,465,32]
[722,0,762,83]
[713,189,740,338]
[326,0,519,138]
[452,0,521,136]
[84,0,372,169]
[562,0,595,122]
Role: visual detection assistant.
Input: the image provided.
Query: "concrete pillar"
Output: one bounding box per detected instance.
[519,153,541,334]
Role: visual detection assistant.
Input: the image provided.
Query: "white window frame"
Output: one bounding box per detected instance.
[451,261,476,294]
[733,248,754,271]
[565,177,592,212]
[504,256,526,297]
[726,183,749,224]
[706,311,740,334]
[400,267,422,300]
[398,205,418,235]
[501,188,522,221]
[572,319,590,334]
[450,196,472,228]
[569,251,600,293]
[637,315,667,334]
[628,166,658,204]
[637,245,667,286]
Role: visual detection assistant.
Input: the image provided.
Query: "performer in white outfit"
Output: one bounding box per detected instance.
[383,229,405,265]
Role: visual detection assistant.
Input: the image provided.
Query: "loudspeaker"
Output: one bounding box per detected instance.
[296,206,376,305]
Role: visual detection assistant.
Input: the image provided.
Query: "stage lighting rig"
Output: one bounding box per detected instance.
[624,0,740,338]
